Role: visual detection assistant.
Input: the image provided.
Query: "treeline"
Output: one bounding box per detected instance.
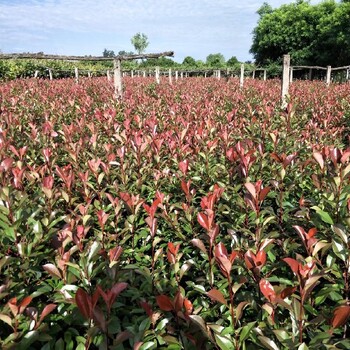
[0,54,257,80]
[251,0,350,66]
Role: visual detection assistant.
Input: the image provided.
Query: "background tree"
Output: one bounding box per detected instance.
[182,56,197,67]
[226,56,239,67]
[250,0,350,66]
[118,50,134,56]
[131,33,149,55]
[102,49,115,57]
[206,53,225,67]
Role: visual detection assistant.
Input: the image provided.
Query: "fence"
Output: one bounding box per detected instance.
[1,52,349,105]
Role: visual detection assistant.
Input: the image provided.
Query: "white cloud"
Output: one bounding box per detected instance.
[0,0,323,61]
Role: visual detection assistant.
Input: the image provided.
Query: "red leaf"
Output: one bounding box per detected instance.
[280,286,297,299]
[38,304,57,326]
[259,279,276,302]
[75,288,92,320]
[19,296,32,314]
[191,238,208,256]
[109,282,128,306]
[313,151,324,170]
[244,182,256,199]
[156,295,173,311]
[244,250,255,270]
[259,186,270,202]
[184,299,193,315]
[256,250,267,267]
[8,298,18,316]
[197,212,209,231]
[293,225,306,241]
[174,291,184,312]
[109,246,123,263]
[283,257,299,275]
[207,289,227,306]
[331,305,350,329]
[43,263,62,279]
[178,159,189,175]
[140,301,153,317]
[307,228,317,239]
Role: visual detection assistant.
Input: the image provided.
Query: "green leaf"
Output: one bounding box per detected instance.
[140,341,157,350]
[238,321,255,343]
[88,241,101,262]
[258,335,280,350]
[311,206,333,225]
[214,334,235,350]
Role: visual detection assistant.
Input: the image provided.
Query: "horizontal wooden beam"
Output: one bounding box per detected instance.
[292,65,327,70]
[0,51,174,61]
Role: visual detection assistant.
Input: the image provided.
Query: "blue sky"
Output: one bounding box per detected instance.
[0,0,320,63]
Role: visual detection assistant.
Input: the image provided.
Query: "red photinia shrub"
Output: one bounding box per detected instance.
[0,77,349,349]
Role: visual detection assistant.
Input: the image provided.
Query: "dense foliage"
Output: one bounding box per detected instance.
[250,0,350,66]
[0,76,350,349]
[0,57,247,81]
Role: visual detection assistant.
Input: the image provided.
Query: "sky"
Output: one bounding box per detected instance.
[0,0,321,63]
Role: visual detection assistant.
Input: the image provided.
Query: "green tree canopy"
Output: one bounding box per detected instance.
[250,0,350,66]
[182,56,197,67]
[131,33,149,55]
[102,49,115,57]
[206,53,225,67]
[226,56,239,67]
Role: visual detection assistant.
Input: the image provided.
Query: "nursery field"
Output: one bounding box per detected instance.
[1,76,350,350]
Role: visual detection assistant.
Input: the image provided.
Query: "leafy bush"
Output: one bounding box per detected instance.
[0,76,350,349]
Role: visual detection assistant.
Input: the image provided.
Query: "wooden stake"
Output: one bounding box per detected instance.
[240,64,244,89]
[175,71,178,80]
[34,70,39,78]
[49,69,53,80]
[252,70,256,79]
[75,67,79,84]
[107,70,111,81]
[289,67,293,83]
[263,69,267,81]
[114,59,122,98]
[155,66,160,84]
[169,68,172,84]
[281,54,290,108]
[326,66,331,86]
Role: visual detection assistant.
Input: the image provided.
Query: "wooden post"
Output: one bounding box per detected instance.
[205,71,207,78]
[289,67,293,83]
[34,70,39,78]
[155,66,160,84]
[49,69,53,80]
[326,65,331,86]
[263,69,267,81]
[240,64,244,89]
[308,68,312,80]
[88,71,91,78]
[107,70,111,81]
[169,68,172,84]
[114,59,122,98]
[252,70,256,79]
[131,70,134,78]
[217,70,221,79]
[143,70,146,77]
[281,54,290,108]
[75,67,79,84]
[175,71,178,81]
[346,68,349,81]
[181,72,183,79]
